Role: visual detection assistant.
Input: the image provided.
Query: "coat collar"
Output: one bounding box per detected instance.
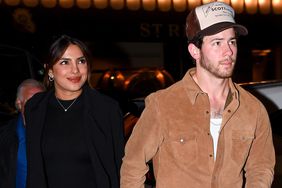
[182,67,239,107]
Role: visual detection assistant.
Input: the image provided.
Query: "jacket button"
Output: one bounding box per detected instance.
[209,154,213,157]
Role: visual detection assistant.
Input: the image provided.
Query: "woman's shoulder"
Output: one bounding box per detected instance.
[85,87,119,106]
[25,90,50,112]
[29,91,49,104]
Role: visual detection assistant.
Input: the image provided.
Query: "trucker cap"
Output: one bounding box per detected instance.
[186,2,248,41]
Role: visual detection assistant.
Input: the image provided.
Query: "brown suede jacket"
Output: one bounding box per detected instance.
[121,68,275,188]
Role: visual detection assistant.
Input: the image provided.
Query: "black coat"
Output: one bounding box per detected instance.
[25,86,125,188]
[0,117,18,188]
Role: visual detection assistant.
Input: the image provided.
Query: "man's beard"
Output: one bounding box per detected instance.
[199,55,236,79]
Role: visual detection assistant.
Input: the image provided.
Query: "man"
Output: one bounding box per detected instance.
[120,2,275,188]
[0,79,45,188]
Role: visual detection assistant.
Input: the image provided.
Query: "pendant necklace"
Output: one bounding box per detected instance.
[55,96,78,112]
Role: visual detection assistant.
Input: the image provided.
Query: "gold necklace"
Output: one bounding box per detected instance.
[55,96,78,112]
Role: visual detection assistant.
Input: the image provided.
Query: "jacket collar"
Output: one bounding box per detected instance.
[182,67,239,107]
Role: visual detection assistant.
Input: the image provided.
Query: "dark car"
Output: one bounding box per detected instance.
[0,44,44,121]
[240,81,282,188]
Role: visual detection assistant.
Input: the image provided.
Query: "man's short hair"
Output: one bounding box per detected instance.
[16,79,45,100]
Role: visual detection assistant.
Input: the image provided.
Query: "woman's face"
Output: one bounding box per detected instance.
[48,44,88,99]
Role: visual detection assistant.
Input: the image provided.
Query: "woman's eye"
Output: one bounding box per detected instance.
[59,60,68,65]
[79,58,87,64]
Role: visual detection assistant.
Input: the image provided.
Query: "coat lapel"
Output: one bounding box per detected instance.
[81,87,112,187]
[26,90,53,188]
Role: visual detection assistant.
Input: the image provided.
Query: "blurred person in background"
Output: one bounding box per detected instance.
[0,79,45,188]
[25,35,124,188]
[121,2,275,188]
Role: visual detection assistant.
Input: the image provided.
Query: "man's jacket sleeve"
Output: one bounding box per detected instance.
[244,102,275,188]
[120,94,163,188]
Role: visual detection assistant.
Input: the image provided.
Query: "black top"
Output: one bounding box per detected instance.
[42,94,95,188]
[25,86,124,188]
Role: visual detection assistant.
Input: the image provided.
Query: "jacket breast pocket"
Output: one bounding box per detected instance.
[231,130,254,165]
[166,132,197,166]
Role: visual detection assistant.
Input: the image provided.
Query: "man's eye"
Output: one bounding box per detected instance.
[212,41,220,46]
[229,40,237,46]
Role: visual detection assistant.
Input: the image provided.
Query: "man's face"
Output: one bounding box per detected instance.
[199,28,237,79]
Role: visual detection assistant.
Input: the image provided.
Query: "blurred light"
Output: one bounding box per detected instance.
[259,0,271,14]
[127,0,141,10]
[245,0,258,14]
[1,0,282,14]
[252,49,272,56]
[124,68,175,99]
[202,0,215,4]
[4,0,20,6]
[143,0,156,11]
[231,0,244,13]
[97,70,125,93]
[41,0,57,8]
[77,0,92,8]
[173,0,186,12]
[155,70,164,79]
[23,0,39,7]
[187,0,201,10]
[59,0,74,8]
[111,0,124,9]
[157,0,171,11]
[217,0,230,3]
[93,0,108,9]
[273,0,282,14]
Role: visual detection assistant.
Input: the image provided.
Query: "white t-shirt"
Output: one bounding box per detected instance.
[210,118,222,160]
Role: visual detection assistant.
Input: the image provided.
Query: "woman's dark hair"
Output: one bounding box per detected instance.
[43,35,93,89]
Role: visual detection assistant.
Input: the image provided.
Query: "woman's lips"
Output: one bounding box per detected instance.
[68,76,81,83]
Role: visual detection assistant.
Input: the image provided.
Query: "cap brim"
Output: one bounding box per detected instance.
[199,22,248,38]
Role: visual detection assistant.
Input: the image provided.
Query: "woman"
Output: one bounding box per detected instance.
[25,35,124,188]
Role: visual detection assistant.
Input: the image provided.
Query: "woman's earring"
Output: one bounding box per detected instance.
[48,75,54,82]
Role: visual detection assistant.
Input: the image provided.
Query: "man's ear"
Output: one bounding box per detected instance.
[15,99,22,111]
[188,43,200,60]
